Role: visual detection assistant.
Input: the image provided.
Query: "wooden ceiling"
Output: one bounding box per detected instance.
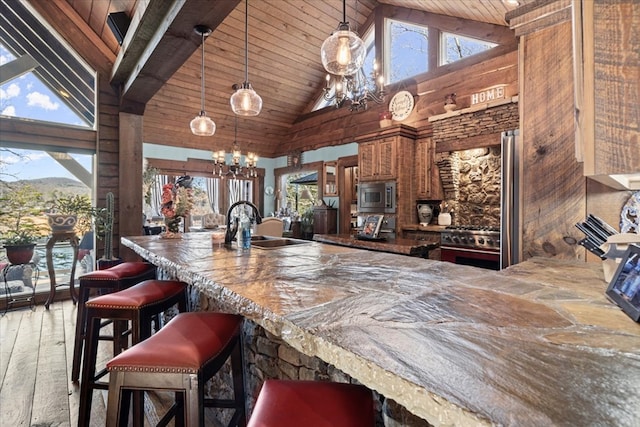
[25,0,520,158]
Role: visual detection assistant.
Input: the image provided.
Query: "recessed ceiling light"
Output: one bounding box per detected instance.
[58,89,70,98]
[503,0,520,5]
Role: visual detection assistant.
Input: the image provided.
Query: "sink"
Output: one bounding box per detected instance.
[250,235,310,249]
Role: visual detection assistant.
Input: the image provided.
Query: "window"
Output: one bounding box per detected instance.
[386,19,429,84]
[440,33,497,65]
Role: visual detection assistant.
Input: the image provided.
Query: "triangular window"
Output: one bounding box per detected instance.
[0,1,95,128]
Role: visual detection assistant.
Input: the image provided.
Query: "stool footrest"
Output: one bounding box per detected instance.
[204,398,238,409]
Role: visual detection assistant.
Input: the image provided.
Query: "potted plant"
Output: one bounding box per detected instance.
[94,192,121,269]
[0,184,46,265]
[47,193,94,235]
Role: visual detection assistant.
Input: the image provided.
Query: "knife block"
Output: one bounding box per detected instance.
[601,234,640,282]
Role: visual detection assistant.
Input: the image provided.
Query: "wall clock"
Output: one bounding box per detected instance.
[389,90,415,121]
[264,186,274,196]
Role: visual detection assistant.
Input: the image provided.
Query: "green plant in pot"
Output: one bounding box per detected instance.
[47,193,94,235]
[94,192,120,269]
[301,207,314,240]
[0,184,46,264]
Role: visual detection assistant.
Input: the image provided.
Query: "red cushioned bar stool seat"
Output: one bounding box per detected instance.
[72,262,157,382]
[247,380,375,427]
[105,312,246,427]
[78,279,188,427]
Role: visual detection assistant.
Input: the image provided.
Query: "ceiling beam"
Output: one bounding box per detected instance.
[0,54,39,84]
[111,0,240,112]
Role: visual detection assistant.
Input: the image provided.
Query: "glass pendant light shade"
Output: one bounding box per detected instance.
[230,82,262,116]
[191,25,215,136]
[231,0,262,117]
[190,112,216,136]
[321,24,365,76]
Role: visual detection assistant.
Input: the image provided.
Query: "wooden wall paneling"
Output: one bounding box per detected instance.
[520,21,586,261]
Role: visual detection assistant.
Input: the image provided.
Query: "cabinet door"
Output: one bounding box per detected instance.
[376,138,396,180]
[416,138,439,199]
[358,142,376,181]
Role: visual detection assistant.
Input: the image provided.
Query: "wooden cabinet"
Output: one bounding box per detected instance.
[573,0,640,189]
[358,138,396,181]
[415,137,441,199]
[313,205,337,235]
[323,161,338,196]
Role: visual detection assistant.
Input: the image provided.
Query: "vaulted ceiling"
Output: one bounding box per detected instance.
[12,0,520,158]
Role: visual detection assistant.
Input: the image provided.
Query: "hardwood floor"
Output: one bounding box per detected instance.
[0,299,184,427]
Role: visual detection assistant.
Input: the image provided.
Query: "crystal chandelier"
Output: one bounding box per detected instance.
[323,60,385,111]
[230,0,262,116]
[320,0,365,76]
[212,116,258,178]
[190,25,216,136]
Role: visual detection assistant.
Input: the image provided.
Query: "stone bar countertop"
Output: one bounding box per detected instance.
[313,233,438,257]
[122,233,640,427]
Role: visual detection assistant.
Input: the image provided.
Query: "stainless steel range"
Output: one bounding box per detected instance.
[440,226,501,270]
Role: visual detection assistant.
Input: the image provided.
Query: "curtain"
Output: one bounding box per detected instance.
[149,174,169,217]
[205,177,220,213]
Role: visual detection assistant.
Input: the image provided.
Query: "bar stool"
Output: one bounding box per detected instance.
[78,279,188,427]
[72,262,157,382]
[105,312,246,427]
[247,380,375,427]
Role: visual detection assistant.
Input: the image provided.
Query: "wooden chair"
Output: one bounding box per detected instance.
[247,379,375,427]
[78,279,188,426]
[71,262,157,382]
[105,312,246,427]
[255,217,283,237]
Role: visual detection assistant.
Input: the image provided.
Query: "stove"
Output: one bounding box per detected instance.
[440,226,501,270]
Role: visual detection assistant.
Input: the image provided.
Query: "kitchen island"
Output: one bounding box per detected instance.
[122,233,640,426]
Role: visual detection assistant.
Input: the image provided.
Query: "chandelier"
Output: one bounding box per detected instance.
[212,116,258,178]
[320,0,365,76]
[323,60,385,111]
[230,0,262,116]
[190,25,216,136]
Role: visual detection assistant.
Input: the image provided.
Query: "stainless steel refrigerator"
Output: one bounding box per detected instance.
[501,130,521,269]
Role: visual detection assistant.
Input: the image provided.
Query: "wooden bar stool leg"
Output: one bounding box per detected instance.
[71,285,91,382]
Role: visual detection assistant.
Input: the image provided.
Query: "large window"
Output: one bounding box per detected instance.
[386,20,429,84]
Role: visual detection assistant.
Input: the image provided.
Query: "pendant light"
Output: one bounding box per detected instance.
[230,0,262,116]
[320,0,365,76]
[190,25,216,136]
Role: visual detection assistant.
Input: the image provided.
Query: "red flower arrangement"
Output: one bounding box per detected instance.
[160,180,194,234]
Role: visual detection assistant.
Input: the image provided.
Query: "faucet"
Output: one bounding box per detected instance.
[225,201,262,244]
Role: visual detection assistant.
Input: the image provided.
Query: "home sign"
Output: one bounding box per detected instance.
[470,85,506,105]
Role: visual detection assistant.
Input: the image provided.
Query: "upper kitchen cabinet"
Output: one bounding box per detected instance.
[573,0,640,190]
[358,138,397,181]
[323,161,338,196]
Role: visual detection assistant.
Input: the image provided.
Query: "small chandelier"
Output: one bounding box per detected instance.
[323,60,385,111]
[190,25,216,136]
[230,0,262,116]
[320,0,365,76]
[212,116,258,178]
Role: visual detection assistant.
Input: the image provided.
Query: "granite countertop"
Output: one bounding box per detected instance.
[122,233,640,427]
[313,233,438,257]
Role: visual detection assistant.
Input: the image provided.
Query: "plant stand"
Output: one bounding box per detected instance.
[45,231,79,309]
[2,262,38,314]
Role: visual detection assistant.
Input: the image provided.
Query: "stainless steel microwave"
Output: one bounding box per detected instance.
[358,181,396,213]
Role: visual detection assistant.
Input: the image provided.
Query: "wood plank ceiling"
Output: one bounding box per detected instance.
[22,0,520,159]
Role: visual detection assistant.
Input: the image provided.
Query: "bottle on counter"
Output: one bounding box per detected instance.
[238,211,252,250]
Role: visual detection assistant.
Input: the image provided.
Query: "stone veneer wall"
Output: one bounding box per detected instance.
[190,290,431,427]
[433,103,519,227]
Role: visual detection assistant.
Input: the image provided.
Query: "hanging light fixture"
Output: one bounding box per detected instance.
[320,0,365,76]
[190,25,216,136]
[323,59,385,111]
[230,0,262,116]
[212,115,258,178]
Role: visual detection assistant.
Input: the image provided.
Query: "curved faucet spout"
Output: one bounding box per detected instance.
[224,201,262,244]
